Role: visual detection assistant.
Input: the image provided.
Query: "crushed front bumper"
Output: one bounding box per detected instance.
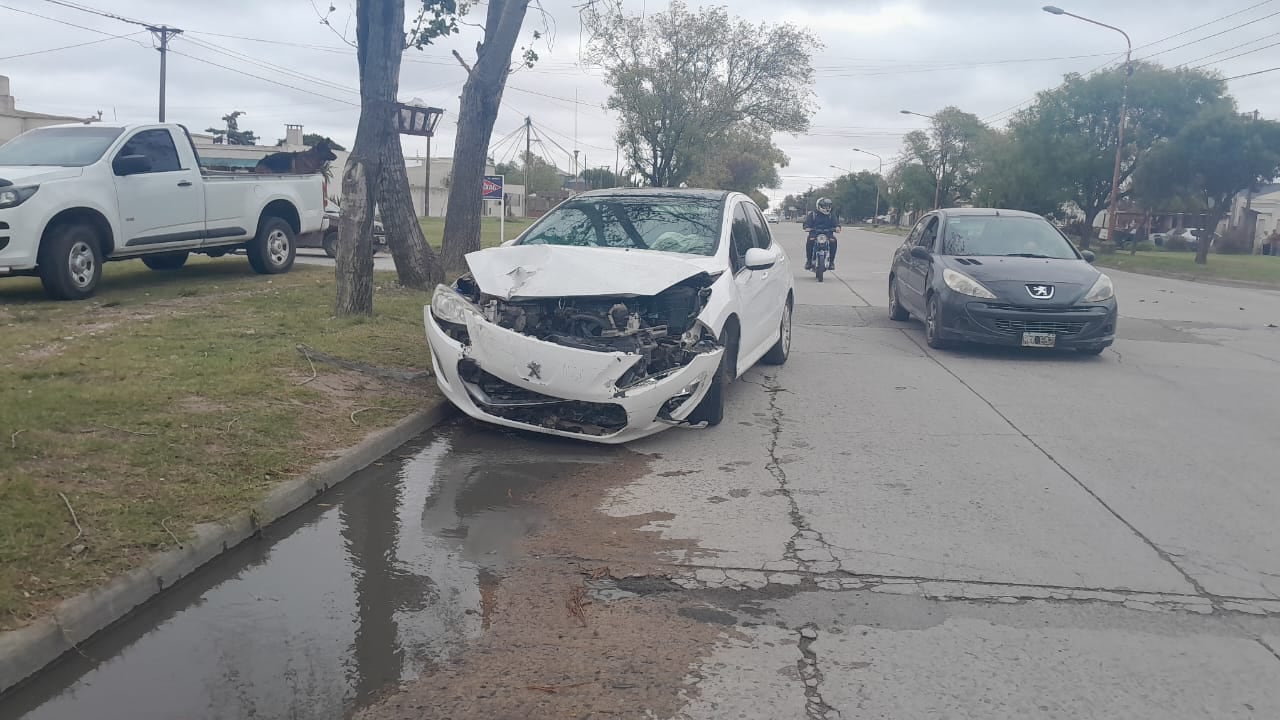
[938,294,1118,349]
[424,307,724,444]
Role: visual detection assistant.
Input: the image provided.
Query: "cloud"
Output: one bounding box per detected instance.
[3,0,1277,208]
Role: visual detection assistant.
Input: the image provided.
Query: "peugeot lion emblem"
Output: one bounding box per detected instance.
[1026,284,1055,299]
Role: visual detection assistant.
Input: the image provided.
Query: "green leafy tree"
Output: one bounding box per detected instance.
[496,152,564,194]
[1134,105,1280,264]
[207,111,257,145]
[585,0,818,187]
[688,122,788,200]
[886,162,936,222]
[581,167,619,189]
[971,129,1067,218]
[1011,63,1228,248]
[897,107,989,209]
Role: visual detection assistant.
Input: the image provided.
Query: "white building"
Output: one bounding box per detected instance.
[0,75,96,144]
[1230,184,1280,252]
[405,157,525,218]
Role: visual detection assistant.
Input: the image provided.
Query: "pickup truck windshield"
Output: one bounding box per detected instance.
[0,126,125,167]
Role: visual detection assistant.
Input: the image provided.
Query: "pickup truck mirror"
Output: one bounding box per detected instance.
[113,154,153,176]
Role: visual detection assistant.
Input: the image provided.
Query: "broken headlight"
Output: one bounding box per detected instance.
[431,284,482,325]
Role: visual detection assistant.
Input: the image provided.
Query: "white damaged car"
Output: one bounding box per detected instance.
[424,188,794,443]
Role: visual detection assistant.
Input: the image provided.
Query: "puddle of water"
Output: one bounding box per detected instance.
[3,421,616,720]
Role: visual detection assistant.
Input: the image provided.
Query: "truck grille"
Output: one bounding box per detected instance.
[993,319,1085,336]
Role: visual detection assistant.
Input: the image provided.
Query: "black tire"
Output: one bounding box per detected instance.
[924,294,949,349]
[248,216,297,275]
[1079,345,1108,356]
[888,276,910,321]
[322,230,338,259]
[38,221,103,301]
[689,324,738,427]
[761,299,792,366]
[815,264,824,283]
[141,251,189,271]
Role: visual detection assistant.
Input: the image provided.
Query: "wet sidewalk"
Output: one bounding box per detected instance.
[3,422,616,720]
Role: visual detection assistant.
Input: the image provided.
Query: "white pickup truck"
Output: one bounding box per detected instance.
[0,122,325,299]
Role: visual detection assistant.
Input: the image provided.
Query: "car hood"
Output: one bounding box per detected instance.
[0,166,84,185]
[464,244,717,300]
[941,255,1102,305]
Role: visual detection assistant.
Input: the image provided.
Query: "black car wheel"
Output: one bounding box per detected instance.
[689,324,739,426]
[761,300,792,365]
[38,221,103,301]
[888,276,910,321]
[322,230,338,259]
[924,295,949,349]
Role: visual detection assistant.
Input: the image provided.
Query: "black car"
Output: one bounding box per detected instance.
[888,208,1117,355]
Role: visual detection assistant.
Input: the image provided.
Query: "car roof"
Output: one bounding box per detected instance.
[936,208,1045,220]
[569,187,733,202]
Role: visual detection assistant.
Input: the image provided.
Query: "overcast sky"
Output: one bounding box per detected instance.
[3,0,1278,207]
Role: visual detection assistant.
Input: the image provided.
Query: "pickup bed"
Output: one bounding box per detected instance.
[0,122,325,299]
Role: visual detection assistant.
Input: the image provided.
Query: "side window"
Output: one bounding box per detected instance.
[746,205,773,249]
[917,217,940,250]
[730,203,754,272]
[905,217,927,247]
[116,129,181,173]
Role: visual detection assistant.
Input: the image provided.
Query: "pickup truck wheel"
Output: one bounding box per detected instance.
[322,229,338,259]
[38,222,103,300]
[248,217,296,274]
[142,252,189,271]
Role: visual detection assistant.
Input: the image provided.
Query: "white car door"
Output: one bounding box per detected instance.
[112,127,205,251]
[745,203,788,347]
[729,201,775,366]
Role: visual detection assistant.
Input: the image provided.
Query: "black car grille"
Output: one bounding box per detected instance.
[992,319,1085,336]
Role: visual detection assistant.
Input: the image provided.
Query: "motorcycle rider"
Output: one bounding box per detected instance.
[803,197,840,270]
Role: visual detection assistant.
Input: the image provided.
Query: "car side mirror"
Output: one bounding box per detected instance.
[744,247,776,271]
[1081,250,1096,264]
[113,154,152,176]
[909,245,932,261]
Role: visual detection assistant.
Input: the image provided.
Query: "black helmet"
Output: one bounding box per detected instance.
[816,197,833,214]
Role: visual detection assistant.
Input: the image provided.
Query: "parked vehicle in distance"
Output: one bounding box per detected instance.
[888,208,1117,355]
[425,188,794,443]
[0,122,325,299]
[308,202,386,259]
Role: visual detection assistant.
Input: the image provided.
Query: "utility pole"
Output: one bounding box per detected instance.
[424,137,432,218]
[524,116,532,216]
[147,25,183,122]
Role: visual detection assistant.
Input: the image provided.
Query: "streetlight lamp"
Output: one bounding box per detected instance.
[901,109,944,210]
[1043,5,1132,249]
[853,148,884,225]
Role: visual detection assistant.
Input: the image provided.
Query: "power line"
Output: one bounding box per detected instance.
[0,2,148,43]
[1225,65,1280,79]
[165,49,358,106]
[1135,9,1280,62]
[179,36,359,96]
[1193,39,1280,68]
[38,0,149,27]
[1176,30,1280,67]
[0,29,143,60]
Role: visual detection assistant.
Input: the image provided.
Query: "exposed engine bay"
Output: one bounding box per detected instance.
[450,273,720,390]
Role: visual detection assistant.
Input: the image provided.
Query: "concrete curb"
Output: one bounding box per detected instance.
[1096,263,1280,292]
[0,400,456,695]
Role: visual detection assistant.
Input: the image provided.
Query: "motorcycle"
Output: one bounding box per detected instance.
[809,230,836,282]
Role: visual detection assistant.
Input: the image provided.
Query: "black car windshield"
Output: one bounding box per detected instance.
[517,196,722,256]
[0,126,125,167]
[942,216,1080,259]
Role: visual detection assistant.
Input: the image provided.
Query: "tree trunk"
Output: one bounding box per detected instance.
[376,134,443,289]
[1196,208,1225,265]
[1080,208,1099,250]
[441,0,531,273]
[335,0,406,316]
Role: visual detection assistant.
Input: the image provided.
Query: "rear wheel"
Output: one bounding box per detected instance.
[142,251,189,271]
[924,294,949,349]
[888,276,910,321]
[322,230,338,259]
[761,300,792,365]
[248,216,296,275]
[38,221,103,301]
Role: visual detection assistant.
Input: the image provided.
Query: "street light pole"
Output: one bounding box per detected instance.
[853,148,884,225]
[901,109,943,209]
[1043,6,1131,249]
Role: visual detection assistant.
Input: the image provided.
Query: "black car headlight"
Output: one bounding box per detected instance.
[0,185,38,209]
[942,268,996,299]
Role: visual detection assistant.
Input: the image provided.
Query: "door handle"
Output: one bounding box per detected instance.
[177,180,193,187]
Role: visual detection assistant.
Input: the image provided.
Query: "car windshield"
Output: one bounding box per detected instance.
[942,215,1080,259]
[517,196,723,256]
[0,126,124,167]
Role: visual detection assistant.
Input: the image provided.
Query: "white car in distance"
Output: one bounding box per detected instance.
[424,188,795,444]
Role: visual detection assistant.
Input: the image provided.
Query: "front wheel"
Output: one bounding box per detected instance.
[38,221,103,301]
[688,325,738,426]
[248,216,296,275]
[924,295,949,349]
[815,263,824,283]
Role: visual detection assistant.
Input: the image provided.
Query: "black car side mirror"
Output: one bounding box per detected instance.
[113,154,152,176]
[910,246,932,261]
[1081,250,1096,264]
